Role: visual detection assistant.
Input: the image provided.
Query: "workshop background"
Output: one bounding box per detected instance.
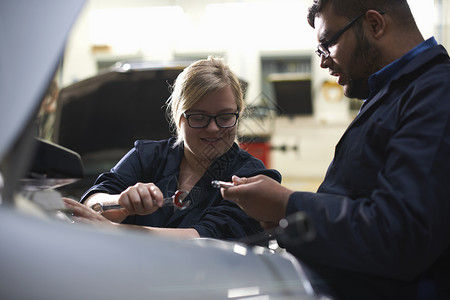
[52,0,449,196]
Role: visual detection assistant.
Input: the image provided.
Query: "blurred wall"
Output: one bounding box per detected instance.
[61,0,445,190]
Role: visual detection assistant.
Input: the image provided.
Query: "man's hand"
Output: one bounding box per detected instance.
[221,175,293,229]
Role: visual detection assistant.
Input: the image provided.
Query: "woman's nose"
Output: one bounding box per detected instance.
[206,118,220,130]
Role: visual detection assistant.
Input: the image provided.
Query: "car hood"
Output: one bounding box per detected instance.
[0,0,85,158]
[0,0,85,201]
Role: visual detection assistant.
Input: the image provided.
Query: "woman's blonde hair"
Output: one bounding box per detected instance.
[166,56,245,145]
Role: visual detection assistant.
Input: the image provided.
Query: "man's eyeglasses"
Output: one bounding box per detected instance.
[183,112,239,129]
[315,11,385,59]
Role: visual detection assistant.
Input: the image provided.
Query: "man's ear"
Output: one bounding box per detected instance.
[364,10,386,39]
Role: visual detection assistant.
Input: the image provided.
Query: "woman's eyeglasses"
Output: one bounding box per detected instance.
[183,112,239,129]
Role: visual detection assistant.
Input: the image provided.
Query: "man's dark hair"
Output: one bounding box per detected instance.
[307,0,416,29]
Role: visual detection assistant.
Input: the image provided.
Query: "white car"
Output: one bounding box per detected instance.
[0,1,328,299]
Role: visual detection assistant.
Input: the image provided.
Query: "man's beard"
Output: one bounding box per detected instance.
[344,34,381,100]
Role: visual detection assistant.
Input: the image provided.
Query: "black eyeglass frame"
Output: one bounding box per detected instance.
[182,112,240,129]
[315,10,385,59]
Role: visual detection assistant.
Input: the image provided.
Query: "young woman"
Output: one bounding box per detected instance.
[64,57,280,240]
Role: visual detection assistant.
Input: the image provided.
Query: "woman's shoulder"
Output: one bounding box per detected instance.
[231,143,263,164]
[133,138,180,155]
[130,138,183,168]
[129,138,183,178]
[227,143,282,183]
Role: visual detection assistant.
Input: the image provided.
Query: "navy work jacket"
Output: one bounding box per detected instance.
[284,43,450,299]
[81,138,281,241]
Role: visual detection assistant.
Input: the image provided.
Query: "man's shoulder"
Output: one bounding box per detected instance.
[417,44,450,73]
[396,45,450,89]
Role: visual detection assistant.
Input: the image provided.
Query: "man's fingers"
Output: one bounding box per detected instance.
[231,175,246,185]
[231,175,260,186]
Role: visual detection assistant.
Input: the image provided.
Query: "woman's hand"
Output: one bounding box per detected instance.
[118,182,164,215]
[63,198,117,228]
